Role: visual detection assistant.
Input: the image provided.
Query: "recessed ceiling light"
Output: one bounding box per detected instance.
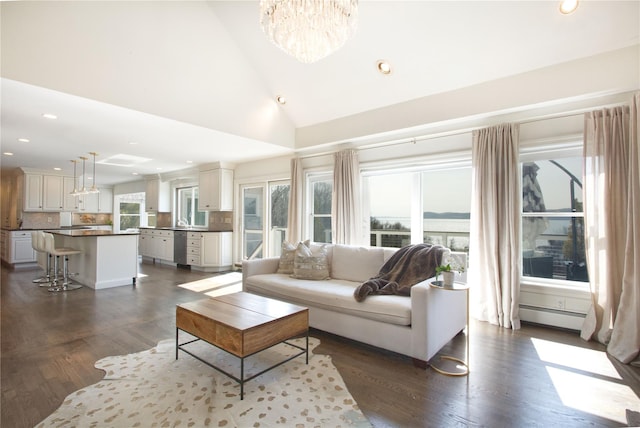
[132,172,139,176]
[4,152,14,156]
[156,167,163,170]
[276,95,287,105]
[186,160,193,164]
[18,138,30,143]
[53,167,62,171]
[128,141,139,145]
[559,0,578,14]
[376,60,392,75]
[42,113,58,119]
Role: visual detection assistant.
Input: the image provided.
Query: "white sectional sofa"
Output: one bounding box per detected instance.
[242,243,467,365]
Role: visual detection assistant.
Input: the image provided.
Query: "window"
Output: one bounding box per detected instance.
[242,186,264,259]
[365,172,413,248]
[362,165,471,250]
[270,182,289,256]
[118,193,145,231]
[176,186,206,227]
[521,156,587,284]
[308,175,332,243]
[240,181,290,260]
[422,166,471,252]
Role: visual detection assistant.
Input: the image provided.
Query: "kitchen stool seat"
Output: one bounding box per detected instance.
[31,231,53,286]
[42,232,82,292]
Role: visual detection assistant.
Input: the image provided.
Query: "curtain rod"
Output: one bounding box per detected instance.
[297,99,629,160]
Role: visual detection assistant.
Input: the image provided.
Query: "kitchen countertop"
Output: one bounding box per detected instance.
[47,229,139,237]
[139,227,232,232]
[2,225,112,231]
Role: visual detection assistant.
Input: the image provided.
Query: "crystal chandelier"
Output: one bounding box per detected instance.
[260,0,359,64]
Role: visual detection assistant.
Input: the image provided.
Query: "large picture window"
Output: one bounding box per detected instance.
[363,165,471,250]
[365,172,413,248]
[521,155,587,284]
[422,166,471,252]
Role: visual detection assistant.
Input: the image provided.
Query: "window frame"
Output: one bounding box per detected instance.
[306,173,333,244]
[519,143,588,289]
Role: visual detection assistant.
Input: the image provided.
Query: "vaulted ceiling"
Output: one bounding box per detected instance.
[1,1,639,185]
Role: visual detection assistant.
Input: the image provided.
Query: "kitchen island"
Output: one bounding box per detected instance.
[47,229,139,289]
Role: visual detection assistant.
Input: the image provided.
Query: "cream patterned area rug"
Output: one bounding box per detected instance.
[36,337,371,428]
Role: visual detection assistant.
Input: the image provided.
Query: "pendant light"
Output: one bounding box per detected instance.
[87,152,100,194]
[70,159,80,195]
[78,156,88,194]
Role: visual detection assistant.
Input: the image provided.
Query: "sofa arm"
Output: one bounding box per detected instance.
[242,257,280,282]
[410,277,467,362]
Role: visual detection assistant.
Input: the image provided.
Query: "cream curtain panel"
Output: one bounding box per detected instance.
[287,157,303,244]
[332,149,362,245]
[581,94,640,365]
[470,123,521,329]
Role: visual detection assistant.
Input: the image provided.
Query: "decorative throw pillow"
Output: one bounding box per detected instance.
[277,240,310,274]
[291,242,330,280]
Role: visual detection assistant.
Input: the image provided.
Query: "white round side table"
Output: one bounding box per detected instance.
[429,281,470,376]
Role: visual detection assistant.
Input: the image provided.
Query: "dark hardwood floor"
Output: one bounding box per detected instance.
[2,262,638,428]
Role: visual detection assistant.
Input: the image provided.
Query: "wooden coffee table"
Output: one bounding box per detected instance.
[176,292,309,399]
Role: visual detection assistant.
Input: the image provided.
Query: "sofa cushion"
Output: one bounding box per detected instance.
[292,242,330,280]
[245,273,411,325]
[331,245,385,283]
[277,240,310,274]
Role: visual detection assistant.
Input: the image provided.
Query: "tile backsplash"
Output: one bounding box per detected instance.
[19,212,113,229]
[208,211,233,231]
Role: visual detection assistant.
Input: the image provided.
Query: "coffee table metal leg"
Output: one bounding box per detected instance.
[241,358,245,400]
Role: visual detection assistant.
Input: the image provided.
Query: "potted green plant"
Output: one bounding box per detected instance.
[435,258,465,287]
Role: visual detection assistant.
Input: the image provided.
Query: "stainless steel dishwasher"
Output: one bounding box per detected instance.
[174,230,188,266]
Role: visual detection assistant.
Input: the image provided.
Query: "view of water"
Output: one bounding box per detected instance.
[375,216,572,236]
[375,217,470,233]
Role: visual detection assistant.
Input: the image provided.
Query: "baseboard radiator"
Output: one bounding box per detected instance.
[519,305,586,331]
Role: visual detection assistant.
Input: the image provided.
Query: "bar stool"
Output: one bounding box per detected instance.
[31,231,51,285]
[42,232,82,292]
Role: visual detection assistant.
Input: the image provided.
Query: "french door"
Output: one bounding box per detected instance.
[240,180,290,260]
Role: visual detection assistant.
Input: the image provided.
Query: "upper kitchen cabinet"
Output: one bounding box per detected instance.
[145,178,170,213]
[22,171,71,212]
[199,166,233,211]
[98,188,113,213]
[77,188,113,213]
[23,173,43,211]
[43,175,64,211]
[63,176,80,211]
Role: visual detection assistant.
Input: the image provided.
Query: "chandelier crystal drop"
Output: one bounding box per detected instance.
[260,0,358,64]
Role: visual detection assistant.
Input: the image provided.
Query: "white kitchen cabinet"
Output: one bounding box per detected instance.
[77,192,99,212]
[98,188,113,213]
[145,179,170,213]
[63,176,80,211]
[139,229,152,257]
[8,231,37,264]
[23,174,43,211]
[43,175,64,211]
[139,229,173,262]
[23,173,72,212]
[199,168,233,211]
[187,231,232,272]
[72,188,113,213]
